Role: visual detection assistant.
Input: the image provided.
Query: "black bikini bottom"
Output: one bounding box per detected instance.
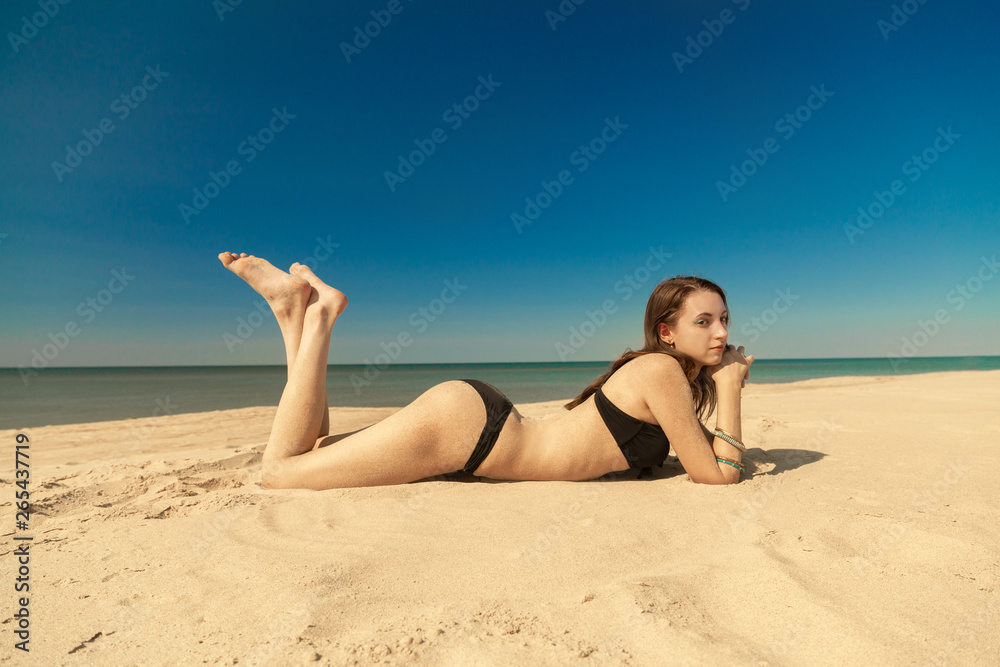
[457,379,513,475]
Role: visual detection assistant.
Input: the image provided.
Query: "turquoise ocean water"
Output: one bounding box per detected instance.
[2,357,999,429]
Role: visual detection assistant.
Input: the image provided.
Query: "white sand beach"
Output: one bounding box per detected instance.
[2,370,998,665]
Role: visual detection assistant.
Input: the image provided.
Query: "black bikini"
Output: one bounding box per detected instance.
[594,385,671,475]
[457,377,669,478]
[457,379,513,474]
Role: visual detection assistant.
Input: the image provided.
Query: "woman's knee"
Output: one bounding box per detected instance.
[261,455,288,489]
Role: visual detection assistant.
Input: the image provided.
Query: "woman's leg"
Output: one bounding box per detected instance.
[221,252,492,490]
[262,271,347,472]
[286,261,331,436]
[219,252,330,437]
[263,265,489,490]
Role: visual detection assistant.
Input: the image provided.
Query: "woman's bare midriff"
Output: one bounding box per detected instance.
[471,398,631,481]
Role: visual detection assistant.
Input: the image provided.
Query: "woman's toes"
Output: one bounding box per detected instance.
[294,263,317,280]
[219,252,236,268]
[290,263,318,283]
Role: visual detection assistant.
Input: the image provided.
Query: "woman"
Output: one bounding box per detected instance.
[219,252,754,490]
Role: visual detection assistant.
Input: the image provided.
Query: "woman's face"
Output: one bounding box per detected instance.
[658,290,729,368]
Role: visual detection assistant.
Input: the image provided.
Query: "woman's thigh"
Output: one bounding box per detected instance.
[272,380,487,489]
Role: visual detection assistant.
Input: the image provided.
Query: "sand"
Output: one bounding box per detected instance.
[2,370,998,666]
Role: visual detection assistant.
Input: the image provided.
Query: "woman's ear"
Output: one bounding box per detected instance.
[657,322,672,344]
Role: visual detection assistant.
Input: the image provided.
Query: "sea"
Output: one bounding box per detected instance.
[2,356,999,429]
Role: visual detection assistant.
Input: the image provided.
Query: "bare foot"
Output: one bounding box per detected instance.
[218,252,312,320]
[289,262,348,319]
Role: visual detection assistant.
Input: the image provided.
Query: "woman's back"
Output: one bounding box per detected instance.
[513,353,674,481]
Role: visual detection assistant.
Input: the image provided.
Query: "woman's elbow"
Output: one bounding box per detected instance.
[689,469,741,485]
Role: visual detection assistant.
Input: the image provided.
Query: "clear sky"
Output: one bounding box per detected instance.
[1,0,998,367]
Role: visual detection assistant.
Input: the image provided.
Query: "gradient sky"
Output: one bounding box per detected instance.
[1,0,998,367]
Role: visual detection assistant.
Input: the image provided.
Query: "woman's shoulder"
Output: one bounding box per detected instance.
[602,352,690,422]
[614,353,693,401]
[623,351,682,376]
[606,352,683,391]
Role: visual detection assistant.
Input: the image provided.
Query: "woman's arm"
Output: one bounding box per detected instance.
[643,356,744,485]
[709,382,743,483]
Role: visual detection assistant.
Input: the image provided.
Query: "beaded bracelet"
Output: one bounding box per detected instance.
[716,457,744,472]
[713,427,746,452]
[715,426,742,443]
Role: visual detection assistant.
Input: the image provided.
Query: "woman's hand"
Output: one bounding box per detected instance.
[707,344,754,389]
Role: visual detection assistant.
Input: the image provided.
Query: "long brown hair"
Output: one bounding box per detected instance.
[564,275,728,422]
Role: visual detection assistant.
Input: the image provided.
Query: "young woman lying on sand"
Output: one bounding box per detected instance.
[219,252,754,489]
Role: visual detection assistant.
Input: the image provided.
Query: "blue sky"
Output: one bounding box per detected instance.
[1,0,998,367]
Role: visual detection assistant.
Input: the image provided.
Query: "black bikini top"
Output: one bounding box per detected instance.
[594,385,670,470]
